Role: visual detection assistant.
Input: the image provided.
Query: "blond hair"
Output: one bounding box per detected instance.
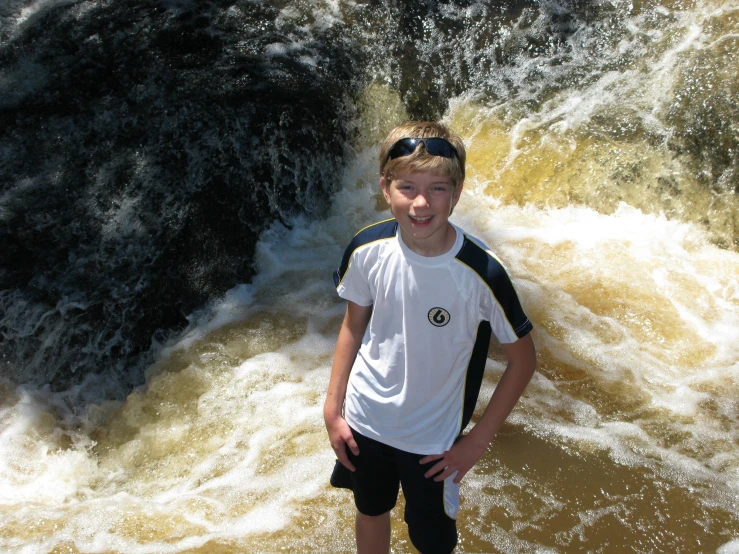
[379,121,466,187]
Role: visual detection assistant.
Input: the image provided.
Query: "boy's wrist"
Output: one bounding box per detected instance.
[465,425,495,450]
[323,400,344,421]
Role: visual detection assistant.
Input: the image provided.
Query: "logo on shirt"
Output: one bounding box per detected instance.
[428,307,451,327]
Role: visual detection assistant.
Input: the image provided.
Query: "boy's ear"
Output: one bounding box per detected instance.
[450,179,464,215]
[453,179,464,202]
[454,179,464,197]
[380,176,391,203]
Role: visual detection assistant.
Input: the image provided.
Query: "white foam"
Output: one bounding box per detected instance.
[0,382,100,504]
[719,538,739,554]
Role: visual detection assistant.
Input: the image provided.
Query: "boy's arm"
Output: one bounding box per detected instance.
[324,300,373,471]
[420,333,536,483]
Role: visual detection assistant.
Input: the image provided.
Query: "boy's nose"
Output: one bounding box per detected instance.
[412,193,430,208]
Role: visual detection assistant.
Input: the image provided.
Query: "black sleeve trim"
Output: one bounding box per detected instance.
[333,219,398,288]
[455,236,533,339]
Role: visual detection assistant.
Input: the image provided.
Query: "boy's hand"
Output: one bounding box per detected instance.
[325,414,360,472]
[419,434,487,484]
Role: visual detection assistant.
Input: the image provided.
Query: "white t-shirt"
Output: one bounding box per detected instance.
[334,219,532,455]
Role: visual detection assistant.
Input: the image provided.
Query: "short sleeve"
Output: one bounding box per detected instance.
[332,219,397,308]
[334,250,373,307]
[482,266,532,343]
[456,232,532,344]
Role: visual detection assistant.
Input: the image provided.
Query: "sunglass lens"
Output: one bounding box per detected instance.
[424,138,455,158]
[389,138,421,159]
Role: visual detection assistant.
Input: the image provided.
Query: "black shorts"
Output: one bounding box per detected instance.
[330,428,459,554]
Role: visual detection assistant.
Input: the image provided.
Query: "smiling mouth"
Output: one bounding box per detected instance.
[409,215,433,224]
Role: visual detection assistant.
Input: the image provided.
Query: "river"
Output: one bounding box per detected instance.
[1,1,738,552]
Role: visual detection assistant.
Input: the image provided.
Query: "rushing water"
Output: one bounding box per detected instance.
[2,0,739,553]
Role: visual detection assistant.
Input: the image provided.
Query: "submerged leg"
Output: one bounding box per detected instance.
[356,510,391,554]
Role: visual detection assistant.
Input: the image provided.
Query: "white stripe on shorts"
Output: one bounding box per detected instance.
[443,473,460,519]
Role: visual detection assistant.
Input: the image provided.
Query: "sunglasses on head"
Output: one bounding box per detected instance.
[385,137,459,164]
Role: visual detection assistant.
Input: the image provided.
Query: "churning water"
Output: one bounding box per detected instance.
[1,0,738,552]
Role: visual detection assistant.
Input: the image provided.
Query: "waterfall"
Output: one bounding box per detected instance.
[1,1,737,552]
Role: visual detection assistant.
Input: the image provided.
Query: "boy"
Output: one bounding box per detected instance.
[324,121,536,554]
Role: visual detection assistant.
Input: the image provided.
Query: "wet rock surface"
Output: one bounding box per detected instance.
[0,0,362,389]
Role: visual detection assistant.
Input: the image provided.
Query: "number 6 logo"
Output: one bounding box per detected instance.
[428,307,451,327]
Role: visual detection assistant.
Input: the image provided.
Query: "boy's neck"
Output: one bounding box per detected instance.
[399,222,457,257]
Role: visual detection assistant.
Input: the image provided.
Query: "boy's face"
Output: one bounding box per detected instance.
[381,171,463,255]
